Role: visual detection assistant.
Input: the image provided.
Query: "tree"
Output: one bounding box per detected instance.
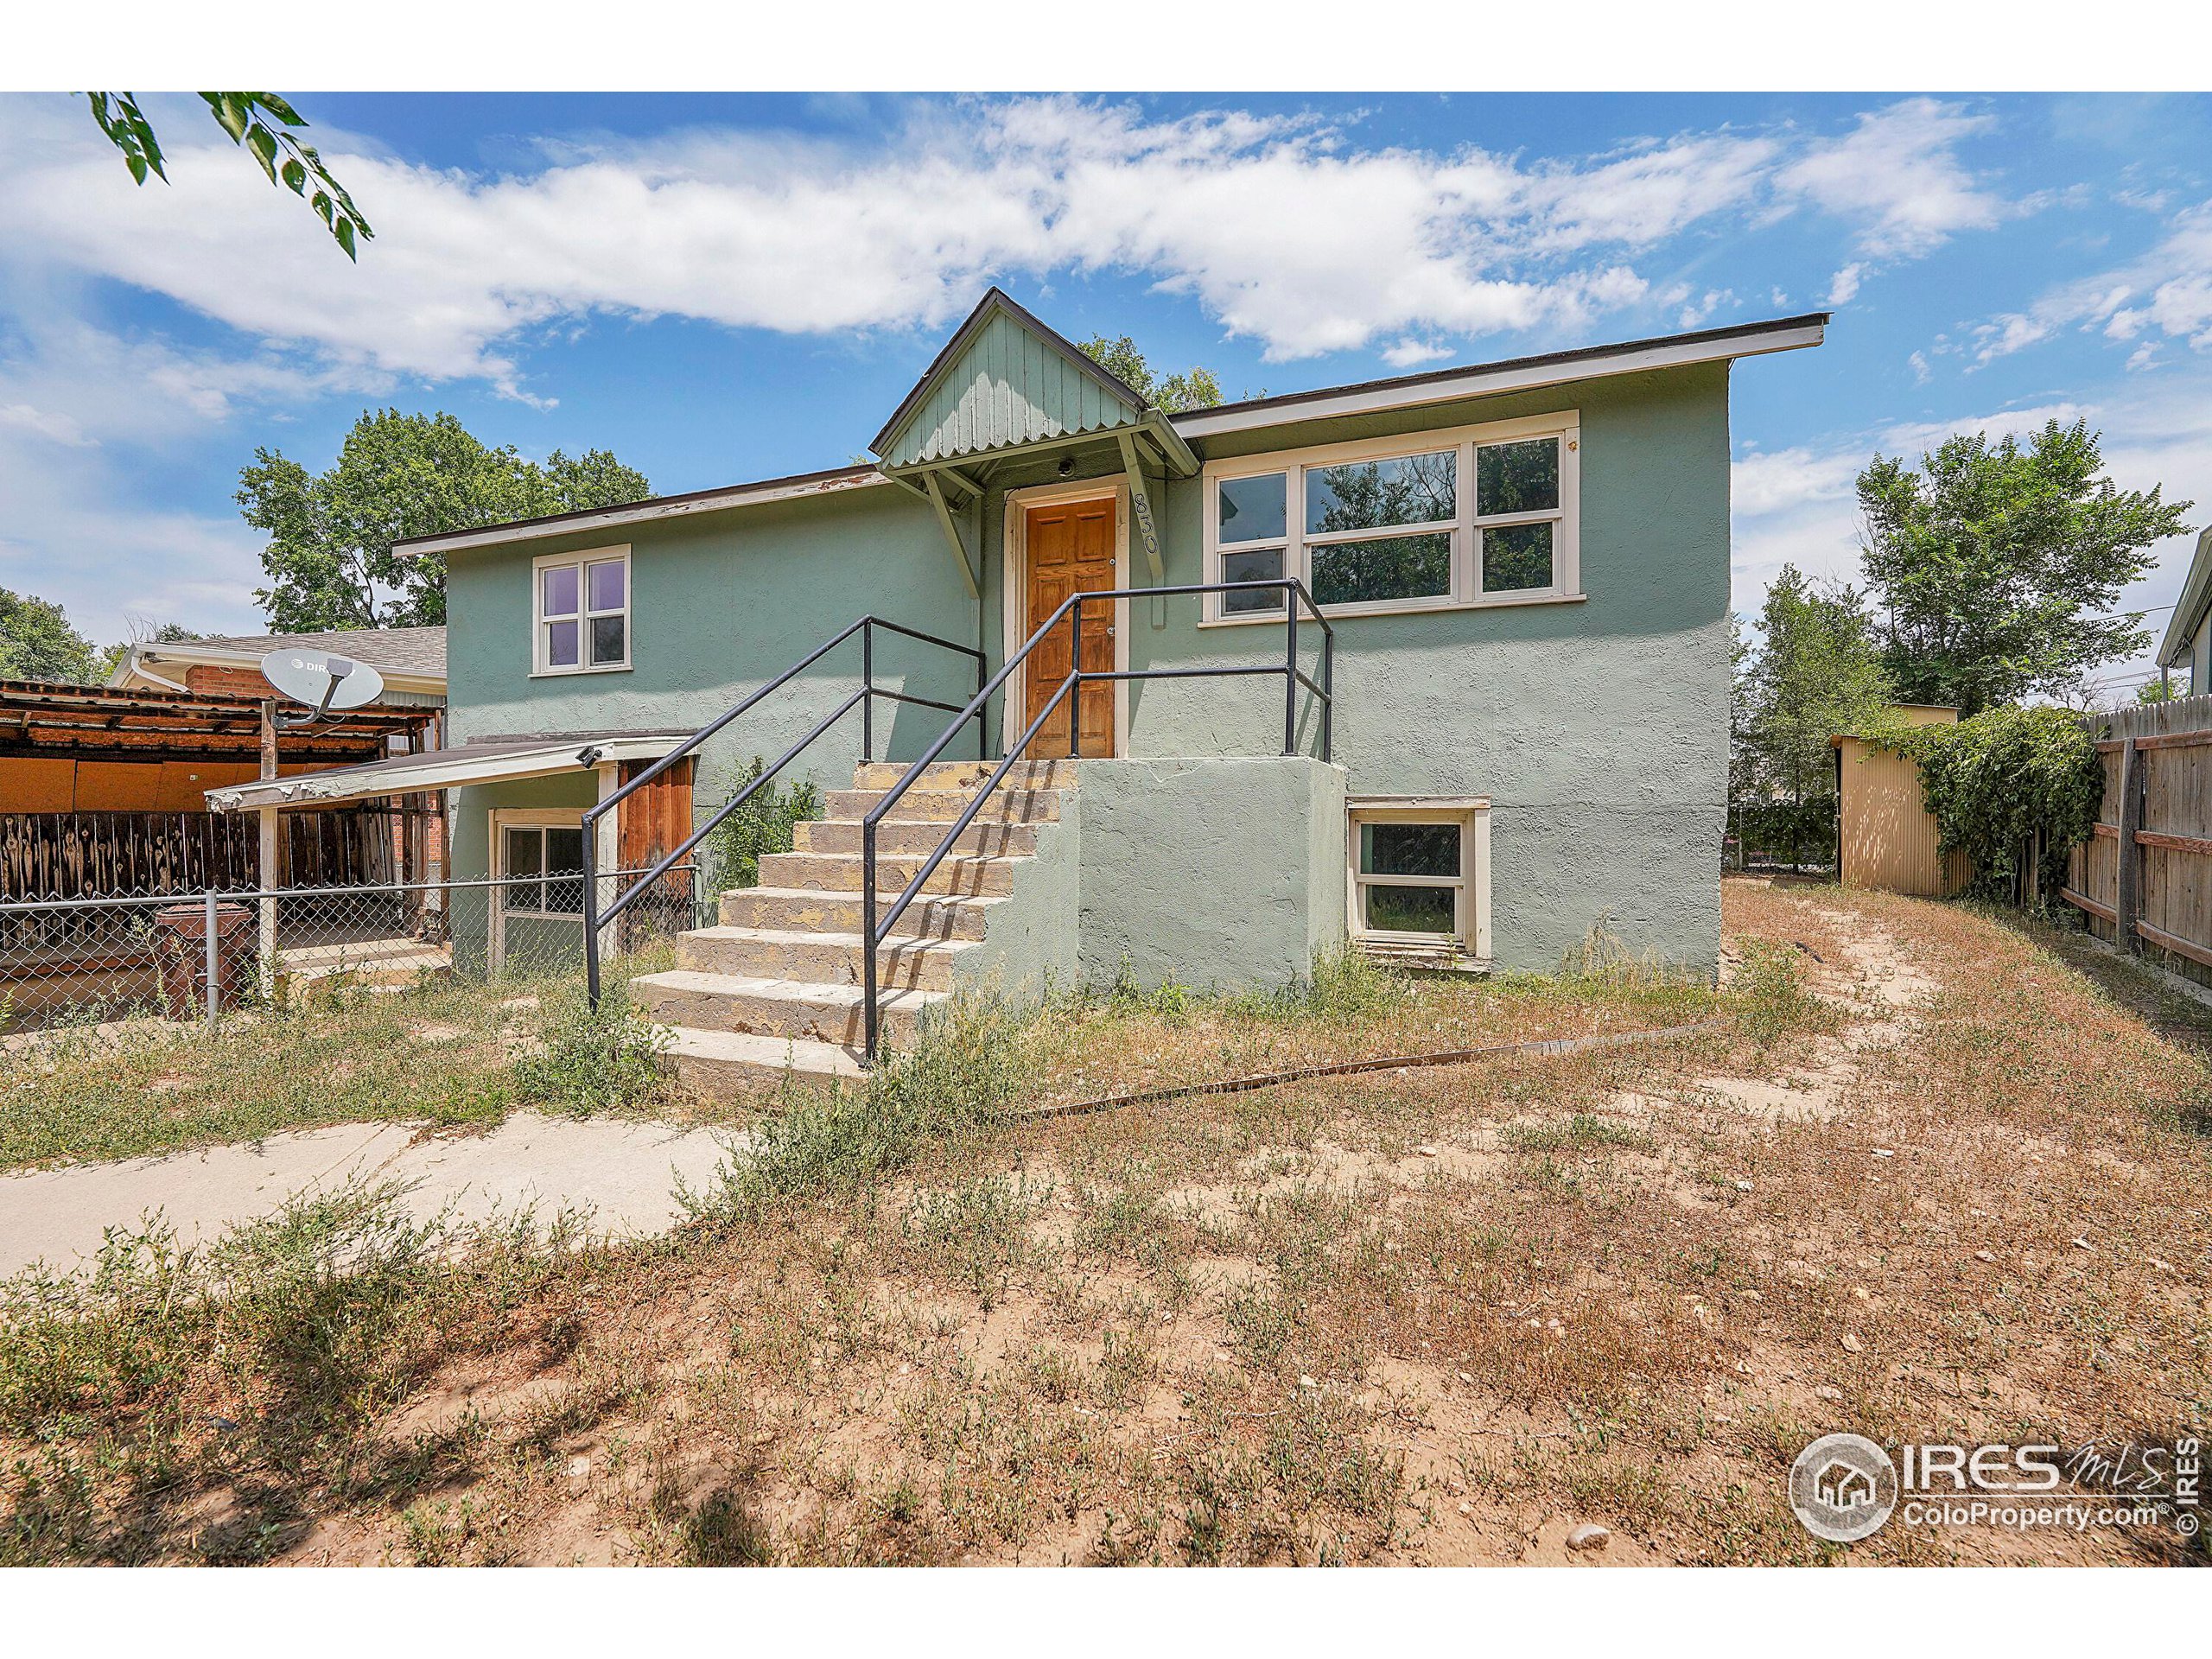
[80,92,372,258]
[1732,564,1893,868]
[1077,335,1225,413]
[1857,419,2192,716]
[238,410,653,630]
[0,588,104,683]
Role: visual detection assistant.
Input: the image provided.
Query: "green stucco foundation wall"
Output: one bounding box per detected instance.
[952,758,1345,1001]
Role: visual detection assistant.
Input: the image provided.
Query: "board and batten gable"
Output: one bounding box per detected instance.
[970,360,1734,973]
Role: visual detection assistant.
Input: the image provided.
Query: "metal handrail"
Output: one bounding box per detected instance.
[860,578,1333,1058]
[583,615,984,1004]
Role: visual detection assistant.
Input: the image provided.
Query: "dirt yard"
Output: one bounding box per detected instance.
[3,879,2206,1566]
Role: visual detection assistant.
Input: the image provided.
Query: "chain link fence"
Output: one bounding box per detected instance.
[0,863,702,1036]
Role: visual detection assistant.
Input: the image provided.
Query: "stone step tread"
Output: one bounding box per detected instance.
[721,885,1005,910]
[759,851,1023,893]
[851,760,1075,789]
[660,1025,866,1079]
[681,925,978,957]
[632,968,950,1011]
[822,789,1063,822]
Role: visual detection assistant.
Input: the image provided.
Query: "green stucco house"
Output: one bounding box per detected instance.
[219,291,1826,1081]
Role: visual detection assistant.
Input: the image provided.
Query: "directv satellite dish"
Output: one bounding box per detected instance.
[261,649,385,727]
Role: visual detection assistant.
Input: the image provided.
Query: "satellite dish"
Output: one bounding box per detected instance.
[261,649,385,725]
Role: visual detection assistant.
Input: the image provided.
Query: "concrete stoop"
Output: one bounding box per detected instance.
[632,759,1073,1090]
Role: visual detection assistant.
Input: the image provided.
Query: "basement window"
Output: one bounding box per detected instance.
[1346,799,1491,960]
[1203,414,1580,622]
[534,545,631,674]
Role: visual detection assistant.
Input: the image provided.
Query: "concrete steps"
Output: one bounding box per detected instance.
[757,850,1021,898]
[675,925,973,991]
[794,817,1039,857]
[715,887,999,939]
[645,756,1075,1088]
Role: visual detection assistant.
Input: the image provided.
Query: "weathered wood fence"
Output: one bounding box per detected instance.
[0,808,399,902]
[2064,695,2212,982]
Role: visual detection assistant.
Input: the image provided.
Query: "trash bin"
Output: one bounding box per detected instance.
[149,902,257,1021]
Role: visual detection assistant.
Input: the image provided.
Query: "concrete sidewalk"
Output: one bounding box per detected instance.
[0,1113,747,1278]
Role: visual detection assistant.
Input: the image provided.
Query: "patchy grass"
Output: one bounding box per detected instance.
[4,880,2208,1564]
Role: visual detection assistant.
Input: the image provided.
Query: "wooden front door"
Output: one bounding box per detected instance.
[1022,497,1117,758]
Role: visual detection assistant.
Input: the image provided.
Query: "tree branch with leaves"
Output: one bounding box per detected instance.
[80,92,373,259]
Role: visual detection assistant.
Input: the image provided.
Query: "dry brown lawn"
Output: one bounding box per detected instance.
[5,878,2207,1566]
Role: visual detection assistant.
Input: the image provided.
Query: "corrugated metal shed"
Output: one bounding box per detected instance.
[1834,705,1971,898]
[874,289,1149,471]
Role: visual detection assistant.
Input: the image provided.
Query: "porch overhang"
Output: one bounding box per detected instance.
[206,730,690,810]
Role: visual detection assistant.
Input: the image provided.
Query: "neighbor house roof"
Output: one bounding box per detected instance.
[391,310,1829,559]
[2155,527,2212,670]
[205,728,691,810]
[0,677,430,765]
[111,625,448,695]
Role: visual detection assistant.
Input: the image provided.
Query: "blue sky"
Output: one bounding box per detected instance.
[3,90,2208,696]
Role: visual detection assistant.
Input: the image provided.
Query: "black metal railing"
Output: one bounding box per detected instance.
[860,578,1332,1058]
[582,615,984,1005]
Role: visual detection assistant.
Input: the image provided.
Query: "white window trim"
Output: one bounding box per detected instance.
[1000,476,1131,757]
[1201,411,1581,626]
[531,544,632,677]
[1345,798,1491,961]
[489,807,588,973]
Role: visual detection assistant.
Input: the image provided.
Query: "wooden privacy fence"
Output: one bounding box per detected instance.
[2064,695,2212,980]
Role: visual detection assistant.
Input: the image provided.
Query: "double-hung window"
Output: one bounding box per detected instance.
[1205,415,1579,622]
[1346,800,1491,960]
[534,546,630,674]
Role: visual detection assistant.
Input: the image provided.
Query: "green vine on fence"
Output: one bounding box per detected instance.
[1857,703,2103,906]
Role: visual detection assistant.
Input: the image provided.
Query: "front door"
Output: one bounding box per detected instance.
[1022,496,1117,757]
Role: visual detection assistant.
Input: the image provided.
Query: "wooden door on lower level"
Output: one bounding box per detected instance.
[1022,497,1118,757]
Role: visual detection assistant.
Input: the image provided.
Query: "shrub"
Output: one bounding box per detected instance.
[689,989,1030,1221]
[702,756,822,890]
[1871,704,2102,906]
[512,987,670,1113]
[1732,939,1815,1047]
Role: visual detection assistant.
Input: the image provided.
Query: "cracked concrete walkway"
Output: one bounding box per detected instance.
[0,1114,747,1278]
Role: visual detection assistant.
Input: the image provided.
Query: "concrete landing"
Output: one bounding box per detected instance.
[0,1112,746,1279]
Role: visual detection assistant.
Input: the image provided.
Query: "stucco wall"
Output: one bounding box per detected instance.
[1073,757,1347,993]
[442,481,987,824]
[952,757,1346,999]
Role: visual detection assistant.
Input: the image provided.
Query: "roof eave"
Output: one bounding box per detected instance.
[2154,528,2212,669]
[393,467,889,561]
[1169,314,1829,440]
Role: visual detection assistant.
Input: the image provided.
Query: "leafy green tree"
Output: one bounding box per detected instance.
[1077,335,1225,413]
[80,92,372,258]
[1732,564,1893,868]
[2137,673,2187,705]
[238,410,652,630]
[1857,419,2192,715]
[0,588,104,683]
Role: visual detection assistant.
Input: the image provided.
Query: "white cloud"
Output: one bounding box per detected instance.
[1777,98,2006,259]
[0,94,2023,396]
[1908,350,1930,384]
[1827,264,1866,306]
[0,402,94,447]
[1972,199,2212,364]
[1380,339,1452,368]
